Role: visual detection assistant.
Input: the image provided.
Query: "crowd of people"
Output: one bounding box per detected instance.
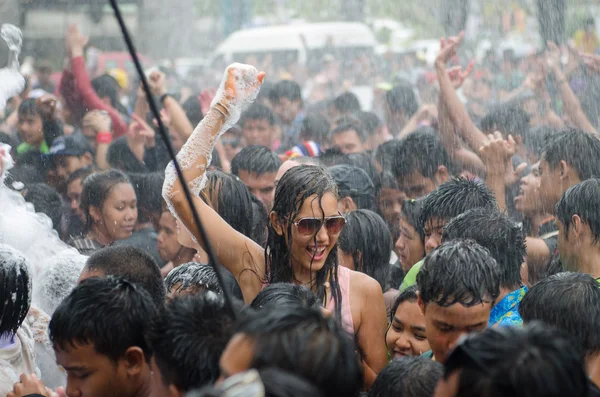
[2,19,600,397]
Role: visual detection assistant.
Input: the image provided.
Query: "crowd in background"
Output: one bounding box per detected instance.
[2,18,600,397]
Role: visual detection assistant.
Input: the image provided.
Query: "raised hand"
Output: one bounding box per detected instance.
[128,113,155,147]
[83,110,112,134]
[212,63,266,120]
[7,374,53,397]
[36,94,58,120]
[447,60,475,89]
[436,31,465,66]
[148,70,167,97]
[199,88,217,116]
[546,41,561,70]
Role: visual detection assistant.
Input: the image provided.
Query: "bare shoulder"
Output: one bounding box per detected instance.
[348,269,384,297]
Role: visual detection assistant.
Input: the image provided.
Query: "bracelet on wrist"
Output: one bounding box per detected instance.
[96,131,113,144]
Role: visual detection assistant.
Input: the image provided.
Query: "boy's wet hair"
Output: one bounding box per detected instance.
[417,239,500,307]
[236,304,362,397]
[519,272,600,358]
[392,129,454,180]
[555,178,600,243]
[251,283,319,310]
[17,98,39,117]
[50,277,158,362]
[0,244,32,336]
[442,208,526,291]
[443,322,588,397]
[147,294,236,391]
[369,356,443,397]
[85,245,165,307]
[268,80,302,104]
[231,145,282,177]
[542,129,600,181]
[386,84,418,117]
[420,177,498,229]
[240,103,277,126]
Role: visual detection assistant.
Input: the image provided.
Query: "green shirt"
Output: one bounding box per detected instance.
[399,259,424,292]
[17,141,49,155]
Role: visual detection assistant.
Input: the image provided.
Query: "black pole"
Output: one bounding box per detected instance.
[108,0,237,317]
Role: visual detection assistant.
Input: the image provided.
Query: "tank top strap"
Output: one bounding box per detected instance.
[327,265,355,336]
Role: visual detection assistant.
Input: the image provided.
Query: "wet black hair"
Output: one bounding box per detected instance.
[67,166,95,187]
[393,129,453,179]
[147,294,236,391]
[80,169,134,233]
[347,152,382,191]
[369,356,443,397]
[519,272,600,358]
[17,98,39,118]
[555,179,600,244]
[187,368,325,397]
[358,111,382,136]
[541,129,600,181]
[23,183,63,234]
[0,244,32,336]
[231,145,282,177]
[420,177,498,229]
[268,80,302,104]
[401,199,425,241]
[49,276,158,362]
[164,262,243,300]
[250,193,268,246]
[338,209,391,290]
[442,209,526,291]
[240,103,277,127]
[379,171,399,190]
[0,131,18,150]
[84,245,165,307]
[4,164,43,191]
[522,125,559,160]
[417,239,501,307]
[164,262,220,295]
[107,137,148,173]
[127,172,164,224]
[443,322,588,397]
[267,165,343,318]
[300,113,330,144]
[375,140,401,174]
[480,102,531,137]
[319,147,349,167]
[237,305,362,397]
[389,285,418,324]
[183,95,203,126]
[250,283,319,310]
[202,170,254,238]
[331,121,367,142]
[386,85,418,117]
[333,92,361,115]
[91,74,121,110]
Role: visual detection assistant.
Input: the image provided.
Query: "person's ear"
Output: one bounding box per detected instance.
[558,160,569,180]
[435,165,449,184]
[123,346,145,377]
[338,196,356,213]
[572,214,583,239]
[89,205,101,224]
[270,211,285,236]
[82,152,93,166]
[417,292,426,316]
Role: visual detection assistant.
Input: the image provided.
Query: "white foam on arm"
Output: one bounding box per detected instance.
[162,63,262,209]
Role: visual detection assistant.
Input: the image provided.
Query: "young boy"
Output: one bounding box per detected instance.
[400,177,498,290]
[442,209,527,327]
[239,104,278,150]
[47,135,93,182]
[417,239,501,363]
[49,277,157,397]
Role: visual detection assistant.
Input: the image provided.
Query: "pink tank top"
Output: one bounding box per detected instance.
[326,265,355,336]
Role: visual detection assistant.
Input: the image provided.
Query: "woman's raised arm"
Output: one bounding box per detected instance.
[162,64,266,303]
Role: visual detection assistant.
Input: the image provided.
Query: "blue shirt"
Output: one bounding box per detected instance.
[488,286,528,327]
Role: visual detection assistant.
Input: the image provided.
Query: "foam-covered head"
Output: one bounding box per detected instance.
[33,251,87,316]
[0,243,32,335]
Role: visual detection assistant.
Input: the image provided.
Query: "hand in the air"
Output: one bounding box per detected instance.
[214,63,265,117]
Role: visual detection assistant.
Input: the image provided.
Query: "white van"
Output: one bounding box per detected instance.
[213,22,377,67]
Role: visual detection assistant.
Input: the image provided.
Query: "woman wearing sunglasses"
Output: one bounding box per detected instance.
[163,63,388,386]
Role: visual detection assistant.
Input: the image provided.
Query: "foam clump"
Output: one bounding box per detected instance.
[0,24,25,110]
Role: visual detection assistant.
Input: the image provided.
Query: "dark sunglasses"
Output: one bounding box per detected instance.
[292,214,346,236]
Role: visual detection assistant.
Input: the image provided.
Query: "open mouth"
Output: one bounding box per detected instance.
[307,245,326,261]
